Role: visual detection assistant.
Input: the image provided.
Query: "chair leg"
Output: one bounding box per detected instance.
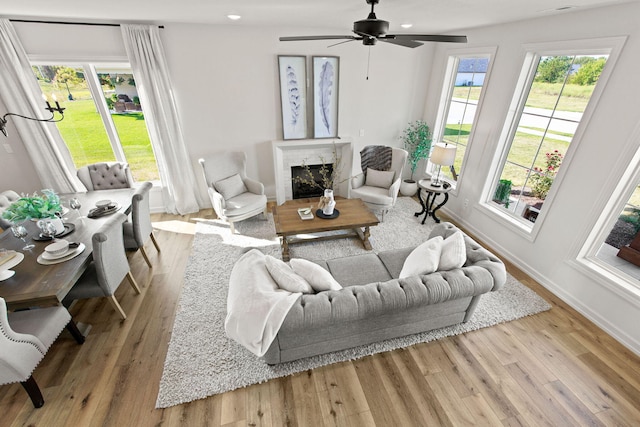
[126,271,141,294]
[229,221,236,234]
[21,375,44,408]
[140,247,153,268]
[108,295,127,320]
[66,319,86,344]
[150,232,161,253]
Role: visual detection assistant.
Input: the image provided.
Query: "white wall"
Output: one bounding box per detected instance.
[423,2,640,354]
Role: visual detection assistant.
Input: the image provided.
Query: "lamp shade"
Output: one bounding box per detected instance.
[430,143,457,166]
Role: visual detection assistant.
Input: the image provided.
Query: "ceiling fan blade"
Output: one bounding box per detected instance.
[379,37,423,48]
[390,34,468,43]
[279,35,355,42]
[327,38,360,48]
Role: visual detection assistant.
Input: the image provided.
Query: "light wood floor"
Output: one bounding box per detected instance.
[2,208,640,426]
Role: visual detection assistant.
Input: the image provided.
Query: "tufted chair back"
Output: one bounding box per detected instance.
[122,181,161,268]
[0,190,21,229]
[77,162,134,191]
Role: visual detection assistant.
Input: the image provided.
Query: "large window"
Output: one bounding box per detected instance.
[489,48,611,231]
[31,63,159,182]
[431,50,494,186]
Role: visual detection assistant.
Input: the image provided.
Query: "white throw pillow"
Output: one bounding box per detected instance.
[214,173,248,200]
[264,255,314,293]
[399,236,443,278]
[365,168,395,189]
[289,258,342,292]
[439,231,466,271]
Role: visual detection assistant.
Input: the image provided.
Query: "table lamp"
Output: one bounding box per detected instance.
[430,143,457,187]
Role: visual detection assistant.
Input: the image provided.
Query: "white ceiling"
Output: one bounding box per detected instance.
[3,0,636,34]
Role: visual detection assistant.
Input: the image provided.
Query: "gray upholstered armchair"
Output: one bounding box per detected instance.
[77,162,134,191]
[1,297,85,407]
[350,146,408,220]
[198,152,268,234]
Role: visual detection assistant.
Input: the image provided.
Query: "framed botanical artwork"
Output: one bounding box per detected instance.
[278,55,307,140]
[312,56,339,138]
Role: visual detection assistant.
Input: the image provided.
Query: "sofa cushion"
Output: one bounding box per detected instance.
[215,173,248,200]
[365,168,395,189]
[290,258,342,292]
[264,256,313,294]
[399,236,443,278]
[439,231,466,271]
[378,247,414,279]
[326,253,392,286]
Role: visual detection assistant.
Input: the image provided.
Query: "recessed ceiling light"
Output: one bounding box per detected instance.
[227,14,241,21]
[401,23,413,29]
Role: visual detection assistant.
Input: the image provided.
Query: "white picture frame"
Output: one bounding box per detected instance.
[278,55,308,140]
[312,56,339,138]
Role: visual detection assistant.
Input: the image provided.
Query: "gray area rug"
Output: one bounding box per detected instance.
[156,197,551,408]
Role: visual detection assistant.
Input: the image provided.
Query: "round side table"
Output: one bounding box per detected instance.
[414,179,452,224]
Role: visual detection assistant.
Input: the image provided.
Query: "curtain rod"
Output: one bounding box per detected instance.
[10,19,164,29]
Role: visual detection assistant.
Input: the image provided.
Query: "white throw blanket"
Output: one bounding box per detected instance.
[224,249,301,357]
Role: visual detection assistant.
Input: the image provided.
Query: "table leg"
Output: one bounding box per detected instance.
[66,318,86,344]
[281,236,290,261]
[360,226,373,250]
[431,193,449,223]
[414,188,427,217]
[421,192,435,224]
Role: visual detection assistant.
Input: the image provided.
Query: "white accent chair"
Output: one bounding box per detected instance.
[350,146,408,221]
[77,162,134,191]
[198,153,268,234]
[63,212,141,320]
[123,181,161,268]
[0,190,20,229]
[1,297,85,408]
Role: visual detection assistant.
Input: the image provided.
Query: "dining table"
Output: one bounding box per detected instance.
[0,188,136,311]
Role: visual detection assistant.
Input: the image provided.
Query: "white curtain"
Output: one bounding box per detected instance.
[0,19,81,192]
[120,24,200,215]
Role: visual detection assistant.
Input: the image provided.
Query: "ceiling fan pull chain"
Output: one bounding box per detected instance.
[366,46,371,80]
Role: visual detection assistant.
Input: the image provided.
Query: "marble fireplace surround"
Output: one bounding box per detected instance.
[272,138,353,205]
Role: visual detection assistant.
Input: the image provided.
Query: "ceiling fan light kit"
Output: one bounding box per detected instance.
[279,0,467,48]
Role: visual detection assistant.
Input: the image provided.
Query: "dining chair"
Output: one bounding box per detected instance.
[198,152,268,234]
[0,297,85,408]
[0,190,21,229]
[77,162,134,191]
[122,181,161,268]
[63,212,141,320]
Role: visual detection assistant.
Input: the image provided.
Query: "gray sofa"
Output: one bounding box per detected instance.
[262,222,506,364]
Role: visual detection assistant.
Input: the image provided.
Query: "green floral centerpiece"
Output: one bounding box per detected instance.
[1,189,62,222]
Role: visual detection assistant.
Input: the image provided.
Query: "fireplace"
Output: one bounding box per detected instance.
[291,164,334,199]
[271,138,353,205]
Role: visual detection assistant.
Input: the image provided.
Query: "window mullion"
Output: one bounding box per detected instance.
[83,64,126,162]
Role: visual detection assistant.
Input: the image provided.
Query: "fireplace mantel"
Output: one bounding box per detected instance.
[272,138,353,205]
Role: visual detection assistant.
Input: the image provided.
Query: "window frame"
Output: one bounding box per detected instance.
[29,55,159,184]
[430,46,497,194]
[479,37,627,242]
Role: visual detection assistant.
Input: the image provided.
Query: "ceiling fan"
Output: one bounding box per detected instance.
[279,0,467,48]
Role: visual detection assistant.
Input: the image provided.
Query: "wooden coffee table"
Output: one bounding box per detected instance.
[273,197,379,261]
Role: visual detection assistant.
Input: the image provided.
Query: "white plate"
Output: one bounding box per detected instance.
[37,243,85,265]
[41,244,77,260]
[96,199,112,208]
[0,252,25,281]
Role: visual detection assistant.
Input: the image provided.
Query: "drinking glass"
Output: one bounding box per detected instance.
[11,224,35,250]
[69,197,82,218]
[40,221,58,240]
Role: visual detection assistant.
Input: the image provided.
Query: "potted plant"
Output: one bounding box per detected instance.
[400,120,432,196]
[1,189,64,233]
